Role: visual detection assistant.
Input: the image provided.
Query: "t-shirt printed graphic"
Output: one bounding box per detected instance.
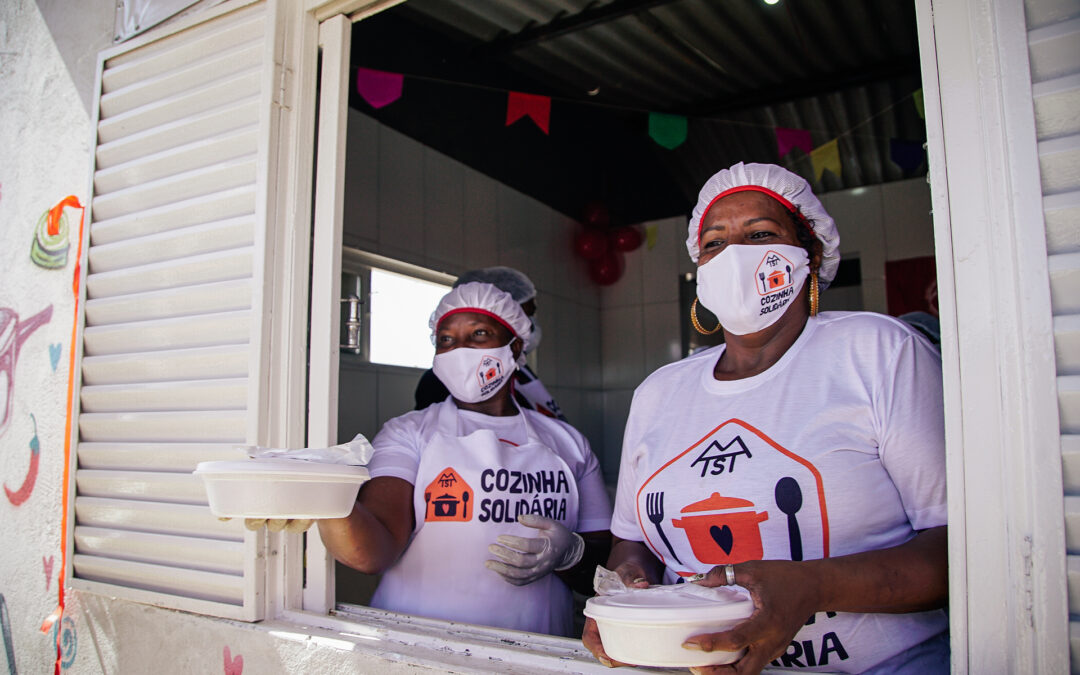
[637,419,828,574]
[424,467,473,522]
[611,313,950,672]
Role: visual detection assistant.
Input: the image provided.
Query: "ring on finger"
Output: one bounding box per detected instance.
[724,564,736,586]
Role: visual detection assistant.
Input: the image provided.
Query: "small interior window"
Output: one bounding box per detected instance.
[369,268,451,368]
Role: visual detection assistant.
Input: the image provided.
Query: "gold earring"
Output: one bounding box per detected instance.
[691,298,721,335]
[810,272,819,317]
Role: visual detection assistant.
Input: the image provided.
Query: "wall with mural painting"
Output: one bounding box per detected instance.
[0,1,102,672]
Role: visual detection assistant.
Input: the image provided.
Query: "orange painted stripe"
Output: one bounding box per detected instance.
[40,197,84,675]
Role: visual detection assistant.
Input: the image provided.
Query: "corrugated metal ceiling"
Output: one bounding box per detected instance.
[354,0,926,222]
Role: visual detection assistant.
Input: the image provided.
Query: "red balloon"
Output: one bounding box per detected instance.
[610,226,643,252]
[582,201,610,229]
[574,229,608,260]
[589,251,624,286]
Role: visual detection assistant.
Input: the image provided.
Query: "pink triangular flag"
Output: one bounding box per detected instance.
[356,67,403,109]
[775,127,813,158]
[506,91,551,134]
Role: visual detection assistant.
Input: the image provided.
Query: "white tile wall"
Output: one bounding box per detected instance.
[601,305,646,389]
[462,167,499,270]
[377,126,425,257]
[422,148,464,266]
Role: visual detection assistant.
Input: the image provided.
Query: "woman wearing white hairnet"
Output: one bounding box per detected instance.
[584,163,948,673]
[319,282,612,637]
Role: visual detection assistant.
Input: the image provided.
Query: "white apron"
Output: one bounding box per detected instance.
[370,401,581,636]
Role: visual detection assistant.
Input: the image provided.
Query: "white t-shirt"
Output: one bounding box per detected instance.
[612,312,947,673]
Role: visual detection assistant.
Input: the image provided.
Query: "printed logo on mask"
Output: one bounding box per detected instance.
[474,355,506,397]
[755,250,797,317]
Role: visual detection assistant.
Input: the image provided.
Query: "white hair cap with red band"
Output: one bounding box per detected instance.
[430,282,533,363]
[687,162,841,289]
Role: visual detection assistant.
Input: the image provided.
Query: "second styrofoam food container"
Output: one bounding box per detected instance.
[584,584,754,667]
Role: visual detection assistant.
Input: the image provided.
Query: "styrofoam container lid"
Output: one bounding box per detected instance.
[585,585,753,624]
[194,459,370,480]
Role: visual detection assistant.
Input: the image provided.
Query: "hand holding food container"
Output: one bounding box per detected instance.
[193,438,373,530]
[583,566,754,669]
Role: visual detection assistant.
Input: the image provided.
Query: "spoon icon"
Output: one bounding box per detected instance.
[775,477,803,561]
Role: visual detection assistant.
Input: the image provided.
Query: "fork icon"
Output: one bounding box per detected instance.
[646,491,682,564]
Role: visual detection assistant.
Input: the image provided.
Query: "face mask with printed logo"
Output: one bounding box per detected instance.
[432,340,517,403]
[697,244,809,336]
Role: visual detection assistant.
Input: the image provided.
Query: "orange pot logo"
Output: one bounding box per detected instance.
[423,467,473,522]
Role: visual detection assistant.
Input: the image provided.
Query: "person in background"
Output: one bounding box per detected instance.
[320,282,611,637]
[584,163,948,673]
[414,266,567,421]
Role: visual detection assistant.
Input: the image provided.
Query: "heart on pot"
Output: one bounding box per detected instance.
[710,525,734,555]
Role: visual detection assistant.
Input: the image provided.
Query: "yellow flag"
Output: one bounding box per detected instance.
[810,138,842,181]
[645,224,658,250]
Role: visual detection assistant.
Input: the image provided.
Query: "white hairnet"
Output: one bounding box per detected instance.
[430,282,533,362]
[453,266,537,304]
[687,162,841,288]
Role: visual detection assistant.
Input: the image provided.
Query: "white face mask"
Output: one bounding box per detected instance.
[432,341,517,403]
[696,244,809,336]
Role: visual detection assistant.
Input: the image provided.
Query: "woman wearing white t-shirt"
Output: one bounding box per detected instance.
[318,282,612,637]
[584,163,948,674]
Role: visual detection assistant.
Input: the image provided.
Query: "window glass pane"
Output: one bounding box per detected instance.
[369,268,450,368]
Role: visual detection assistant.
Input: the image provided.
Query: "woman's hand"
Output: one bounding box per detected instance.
[684,560,819,675]
[216,517,314,533]
[581,552,654,668]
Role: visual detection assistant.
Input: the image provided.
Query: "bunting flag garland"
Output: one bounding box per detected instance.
[645,223,659,250]
[648,113,687,149]
[506,91,551,134]
[356,67,404,109]
[775,127,813,158]
[348,64,926,189]
[810,138,842,181]
[890,139,925,171]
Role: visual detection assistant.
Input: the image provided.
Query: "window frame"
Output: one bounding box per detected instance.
[340,247,456,369]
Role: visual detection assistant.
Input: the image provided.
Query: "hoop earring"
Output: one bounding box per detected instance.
[810,272,820,317]
[691,298,721,335]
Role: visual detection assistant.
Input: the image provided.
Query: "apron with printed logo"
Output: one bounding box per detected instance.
[370,401,581,636]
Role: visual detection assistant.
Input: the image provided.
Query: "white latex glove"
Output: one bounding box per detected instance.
[484,513,585,586]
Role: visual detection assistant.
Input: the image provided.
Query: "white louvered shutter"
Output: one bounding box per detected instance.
[1028,3,1080,667]
[70,0,279,620]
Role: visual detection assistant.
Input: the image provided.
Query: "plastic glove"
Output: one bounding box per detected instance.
[218,517,314,533]
[484,513,585,586]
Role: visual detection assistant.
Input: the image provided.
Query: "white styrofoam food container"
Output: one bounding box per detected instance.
[194,459,370,519]
[584,584,753,667]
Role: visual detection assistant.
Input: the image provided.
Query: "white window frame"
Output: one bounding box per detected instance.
[913,0,1068,671]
